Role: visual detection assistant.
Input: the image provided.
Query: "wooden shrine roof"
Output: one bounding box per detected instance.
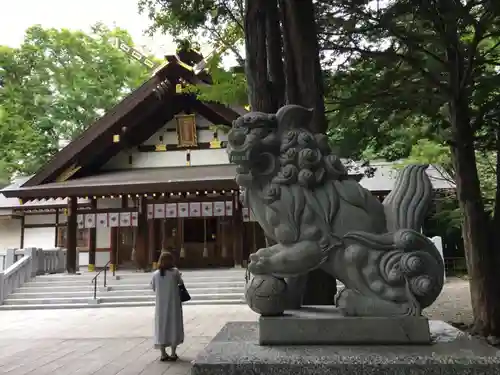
[7,165,238,199]
[2,56,242,200]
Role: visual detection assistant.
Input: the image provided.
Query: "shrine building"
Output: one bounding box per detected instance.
[0,55,267,272]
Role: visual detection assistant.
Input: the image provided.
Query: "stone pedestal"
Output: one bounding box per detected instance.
[259,306,431,345]
[191,320,500,375]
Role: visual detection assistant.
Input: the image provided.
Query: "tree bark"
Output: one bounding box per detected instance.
[278,0,327,133]
[278,0,337,299]
[266,0,285,109]
[244,0,275,113]
[278,0,299,105]
[450,98,500,336]
[243,0,337,304]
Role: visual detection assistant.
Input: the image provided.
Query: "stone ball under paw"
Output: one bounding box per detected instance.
[245,275,288,316]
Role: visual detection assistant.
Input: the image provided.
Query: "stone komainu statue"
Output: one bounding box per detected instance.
[227,105,445,317]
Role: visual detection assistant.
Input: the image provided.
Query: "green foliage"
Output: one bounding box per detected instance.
[322,0,500,153]
[138,0,245,62]
[325,55,449,161]
[0,159,12,188]
[476,153,497,213]
[185,55,248,106]
[138,0,246,106]
[321,1,500,247]
[0,24,151,177]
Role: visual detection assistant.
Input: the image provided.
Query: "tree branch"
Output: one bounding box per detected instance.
[416,0,461,52]
[204,24,244,62]
[336,5,450,66]
[329,44,450,94]
[482,40,500,58]
[372,17,449,66]
[219,0,245,32]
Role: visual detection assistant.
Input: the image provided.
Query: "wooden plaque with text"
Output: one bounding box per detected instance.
[175,114,197,147]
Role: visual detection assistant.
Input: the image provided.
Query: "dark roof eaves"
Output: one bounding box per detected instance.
[21,64,175,188]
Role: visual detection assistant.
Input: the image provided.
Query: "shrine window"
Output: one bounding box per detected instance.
[56,227,90,249]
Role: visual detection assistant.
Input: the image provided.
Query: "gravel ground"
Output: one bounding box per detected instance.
[423,277,473,324]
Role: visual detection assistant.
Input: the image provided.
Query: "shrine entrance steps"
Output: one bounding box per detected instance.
[0,268,246,310]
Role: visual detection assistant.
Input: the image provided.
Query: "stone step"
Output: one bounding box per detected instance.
[3,292,244,306]
[1,268,248,311]
[0,299,246,310]
[34,270,246,282]
[8,287,244,299]
[23,277,245,287]
[25,273,245,285]
[16,281,246,293]
[107,281,246,290]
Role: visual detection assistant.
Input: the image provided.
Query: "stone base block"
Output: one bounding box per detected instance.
[191,320,500,375]
[259,306,431,345]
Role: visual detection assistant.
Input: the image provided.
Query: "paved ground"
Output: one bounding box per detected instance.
[0,278,472,375]
[423,277,473,325]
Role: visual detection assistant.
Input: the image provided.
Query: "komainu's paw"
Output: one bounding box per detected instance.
[335,288,420,317]
[248,245,285,275]
[248,253,273,275]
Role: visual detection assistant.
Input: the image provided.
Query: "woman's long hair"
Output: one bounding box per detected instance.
[158,251,175,277]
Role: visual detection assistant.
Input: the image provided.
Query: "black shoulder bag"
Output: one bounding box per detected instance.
[179,283,191,302]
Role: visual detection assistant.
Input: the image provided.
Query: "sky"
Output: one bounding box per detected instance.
[0,0,193,57]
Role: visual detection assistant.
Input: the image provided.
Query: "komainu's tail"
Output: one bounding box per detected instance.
[382,164,433,232]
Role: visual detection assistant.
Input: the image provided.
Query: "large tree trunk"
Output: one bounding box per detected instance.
[266,0,285,109]
[244,0,337,304]
[450,98,500,336]
[278,0,327,133]
[244,0,275,112]
[278,0,336,302]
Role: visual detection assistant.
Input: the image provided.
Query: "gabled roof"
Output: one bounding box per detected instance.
[20,56,241,190]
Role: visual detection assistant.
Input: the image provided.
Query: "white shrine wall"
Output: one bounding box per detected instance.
[102,113,230,170]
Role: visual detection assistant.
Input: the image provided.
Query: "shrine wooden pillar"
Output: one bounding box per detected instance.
[232,195,244,267]
[136,196,148,270]
[20,215,25,249]
[111,196,128,272]
[88,198,97,271]
[148,218,156,269]
[110,227,118,272]
[66,196,78,273]
[54,208,59,247]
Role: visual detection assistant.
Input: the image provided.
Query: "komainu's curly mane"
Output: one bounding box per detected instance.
[227,105,349,196]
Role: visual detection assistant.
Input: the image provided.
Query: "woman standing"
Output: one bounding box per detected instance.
[151,251,184,361]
